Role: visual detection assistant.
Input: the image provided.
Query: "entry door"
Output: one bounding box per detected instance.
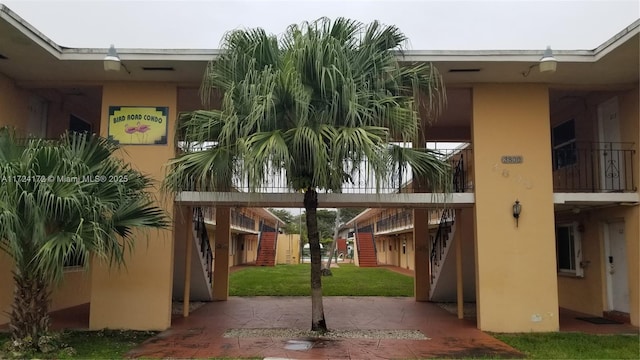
[28,96,48,137]
[606,221,629,313]
[597,97,623,191]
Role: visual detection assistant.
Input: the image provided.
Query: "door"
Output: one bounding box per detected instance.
[28,96,48,137]
[597,97,624,191]
[605,221,630,313]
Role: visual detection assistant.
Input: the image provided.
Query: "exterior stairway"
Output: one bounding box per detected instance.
[356,232,377,267]
[172,208,214,301]
[256,231,277,266]
[429,209,457,301]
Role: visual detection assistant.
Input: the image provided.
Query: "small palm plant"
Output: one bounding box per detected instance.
[0,127,167,352]
[165,17,449,332]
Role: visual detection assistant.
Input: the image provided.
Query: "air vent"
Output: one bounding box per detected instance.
[142,66,175,71]
[0,53,8,60]
[448,68,481,73]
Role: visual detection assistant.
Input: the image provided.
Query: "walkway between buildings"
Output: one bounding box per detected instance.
[39,263,638,359]
[126,296,522,359]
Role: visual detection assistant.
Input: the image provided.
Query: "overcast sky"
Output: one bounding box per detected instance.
[2,0,639,50]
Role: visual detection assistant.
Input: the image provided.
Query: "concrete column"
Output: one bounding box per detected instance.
[213,206,231,301]
[456,209,464,320]
[90,82,176,331]
[414,208,431,301]
[472,84,558,332]
[183,207,192,317]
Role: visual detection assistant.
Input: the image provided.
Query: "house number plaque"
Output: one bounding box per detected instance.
[501,155,523,164]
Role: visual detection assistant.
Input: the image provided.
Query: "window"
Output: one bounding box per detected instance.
[552,119,577,169]
[64,245,86,268]
[556,222,583,277]
[69,114,91,133]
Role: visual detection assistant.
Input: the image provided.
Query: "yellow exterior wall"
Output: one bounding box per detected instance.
[555,213,605,316]
[49,270,92,311]
[619,87,639,326]
[0,74,21,322]
[0,253,14,325]
[472,84,559,332]
[0,73,30,133]
[276,233,301,264]
[89,83,176,331]
[0,78,92,325]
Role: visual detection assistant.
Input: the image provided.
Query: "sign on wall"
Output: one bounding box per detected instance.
[108,106,168,145]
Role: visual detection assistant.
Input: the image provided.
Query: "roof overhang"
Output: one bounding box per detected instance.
[1,4,638,87]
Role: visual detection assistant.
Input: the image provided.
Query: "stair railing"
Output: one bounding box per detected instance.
[193,207,214,286]
[256,220,264,256]
[429,208,455,284]
[452,154,466,193]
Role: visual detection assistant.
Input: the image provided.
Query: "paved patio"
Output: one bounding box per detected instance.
[126,297,524,359]
[6,263,636,359]
[40,295,639,359]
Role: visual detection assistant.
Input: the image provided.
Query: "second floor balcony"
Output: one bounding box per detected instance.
[552,142,636,193]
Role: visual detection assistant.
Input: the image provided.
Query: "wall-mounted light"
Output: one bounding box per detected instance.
[103,44,130,74]
[513,200,522,227]
[539,46,557,72]
[522,46,557,77]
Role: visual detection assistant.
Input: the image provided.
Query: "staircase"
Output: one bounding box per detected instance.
[172,207,214,301]
[356,231,377,267]
[429,209,456,300]
[256,231,277,266]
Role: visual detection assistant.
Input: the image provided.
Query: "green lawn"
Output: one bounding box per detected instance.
[0,330,156,359]
[495,332,640,359]
[229,263,414,296]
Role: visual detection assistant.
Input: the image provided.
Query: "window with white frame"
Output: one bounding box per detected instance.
[552,119,577,169]
[555,222,583,277]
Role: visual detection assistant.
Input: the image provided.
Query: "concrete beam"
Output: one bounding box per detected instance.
[175,192,475,208]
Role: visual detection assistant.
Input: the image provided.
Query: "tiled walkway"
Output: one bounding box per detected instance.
[126,297,524,359]
[28,264,640,359]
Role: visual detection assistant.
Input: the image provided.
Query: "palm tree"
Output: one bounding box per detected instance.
[0,127,167,348]
[164,17,449,332]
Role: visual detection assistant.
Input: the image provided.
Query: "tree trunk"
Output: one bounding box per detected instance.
[10,270,51,343]
[322,208,341,276]
[304,187,327,332]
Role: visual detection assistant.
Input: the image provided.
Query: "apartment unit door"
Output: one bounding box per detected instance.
[605,221,630,313]
[597,97,624,191]
[28,95,48,137]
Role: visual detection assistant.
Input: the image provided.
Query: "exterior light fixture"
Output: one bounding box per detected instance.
[103,44,130,74]
[538,46,557,73]
[522,46,557,77]
[104,44,121,71]
[513,200,522,227]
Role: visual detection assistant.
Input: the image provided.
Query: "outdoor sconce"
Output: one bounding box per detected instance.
[513,200,522,227]
[103,44,130,74]
[522,46,557,77]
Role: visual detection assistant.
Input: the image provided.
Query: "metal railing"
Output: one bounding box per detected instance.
[376,210,413,233]
[193,207,213,286]
[430,208,455,284]
[552,142,636,192]
[231,209,256,230]
[217,147,474,194]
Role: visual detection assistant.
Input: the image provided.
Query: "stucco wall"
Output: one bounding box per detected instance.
[89,82,176,331]
[0,73,30,133]
[0,78,92,326]
[472,84,559,332]
[276,233,300,264]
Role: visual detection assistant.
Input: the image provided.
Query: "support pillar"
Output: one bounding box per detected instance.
[183,206,192,317]
[213,206,230,301]
[414,208,431,301]
[455,209,464,320]
[472,84,558,332]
